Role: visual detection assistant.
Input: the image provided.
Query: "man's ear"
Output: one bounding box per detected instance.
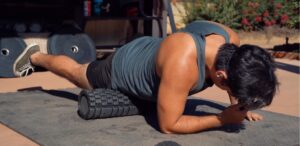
[216,70,228,80]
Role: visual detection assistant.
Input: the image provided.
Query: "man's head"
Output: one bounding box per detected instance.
[213,44,278,110]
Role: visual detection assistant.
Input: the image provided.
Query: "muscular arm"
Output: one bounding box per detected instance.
[156,33,223,134]
[157,64,223,134]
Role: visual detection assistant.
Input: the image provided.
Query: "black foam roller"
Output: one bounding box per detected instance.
[78,88,140,120]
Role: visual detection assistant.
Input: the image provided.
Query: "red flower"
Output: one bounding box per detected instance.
[263,11,269,17]
[280,14,289,23]
[242,18,250,25]
[271,19,276,25]
[264,20,272,26]
[248,2,260,8]
[248,2,254,7]
[276,3,283,9]
[255,16,262,22]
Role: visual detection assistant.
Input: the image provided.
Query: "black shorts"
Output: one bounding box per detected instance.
[86,54,114,89]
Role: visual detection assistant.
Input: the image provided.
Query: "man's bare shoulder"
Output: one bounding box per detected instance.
[156,32,198,78]
[159,32,197,61]
[164,32,195,44]
[206,21,240,46]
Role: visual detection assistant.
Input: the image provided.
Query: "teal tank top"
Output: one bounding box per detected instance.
[111,20,230,101]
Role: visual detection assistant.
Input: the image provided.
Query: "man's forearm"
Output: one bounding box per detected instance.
[166,115,223,134]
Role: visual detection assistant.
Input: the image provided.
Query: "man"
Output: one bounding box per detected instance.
[13,21,278,134]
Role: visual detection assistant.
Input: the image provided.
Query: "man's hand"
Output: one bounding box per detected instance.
[219,104,247,125]
[227,93,263,122]
[246,111,263,121]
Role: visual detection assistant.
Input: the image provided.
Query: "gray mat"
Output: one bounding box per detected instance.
[0,88,299,146]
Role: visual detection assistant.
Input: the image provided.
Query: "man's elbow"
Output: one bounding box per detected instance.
[159,123,177,134]
[160,126,174,134]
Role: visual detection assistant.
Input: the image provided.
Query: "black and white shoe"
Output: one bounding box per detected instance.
[13,43,40,77]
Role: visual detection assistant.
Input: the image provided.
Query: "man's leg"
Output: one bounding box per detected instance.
[30,52,92,89]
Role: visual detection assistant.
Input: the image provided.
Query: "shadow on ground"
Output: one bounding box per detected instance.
[18,87,79,101]
[266,42,300,74]
[17,87,245,133]
[273,43,299,53]
[275,62,300,74]
[139,98,245,133]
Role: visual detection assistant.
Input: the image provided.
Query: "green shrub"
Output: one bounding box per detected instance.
[282,0,300,29]
[183,0,300,31]
[183,0,241,29]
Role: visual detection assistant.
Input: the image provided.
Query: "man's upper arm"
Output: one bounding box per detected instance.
[157,59,198,133]
[156,33,198,132]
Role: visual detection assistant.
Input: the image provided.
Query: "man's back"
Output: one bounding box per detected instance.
[111,36,162,101]
[111,20,237,101]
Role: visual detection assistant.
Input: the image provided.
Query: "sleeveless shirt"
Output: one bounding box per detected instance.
[111,20,230,101]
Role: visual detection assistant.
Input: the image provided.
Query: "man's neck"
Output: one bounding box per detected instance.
[205,34,225,71]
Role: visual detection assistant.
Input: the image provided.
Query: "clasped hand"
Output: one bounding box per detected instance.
[219,104,263,125]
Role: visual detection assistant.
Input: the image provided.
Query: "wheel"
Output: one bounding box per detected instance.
[47,25,96,64]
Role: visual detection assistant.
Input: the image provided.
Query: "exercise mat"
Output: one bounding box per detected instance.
[0,89,298,146]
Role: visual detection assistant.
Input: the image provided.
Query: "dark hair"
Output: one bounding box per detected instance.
[215,44,279,109]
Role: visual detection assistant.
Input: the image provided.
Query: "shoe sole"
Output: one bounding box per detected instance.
[13,43,40,76]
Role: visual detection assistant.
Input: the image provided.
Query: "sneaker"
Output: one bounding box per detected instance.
[13,43,40,77]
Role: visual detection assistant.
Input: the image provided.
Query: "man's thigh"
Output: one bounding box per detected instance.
[86,54,114,89]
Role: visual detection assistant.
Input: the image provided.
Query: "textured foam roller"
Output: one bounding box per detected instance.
[78,88,140,120]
